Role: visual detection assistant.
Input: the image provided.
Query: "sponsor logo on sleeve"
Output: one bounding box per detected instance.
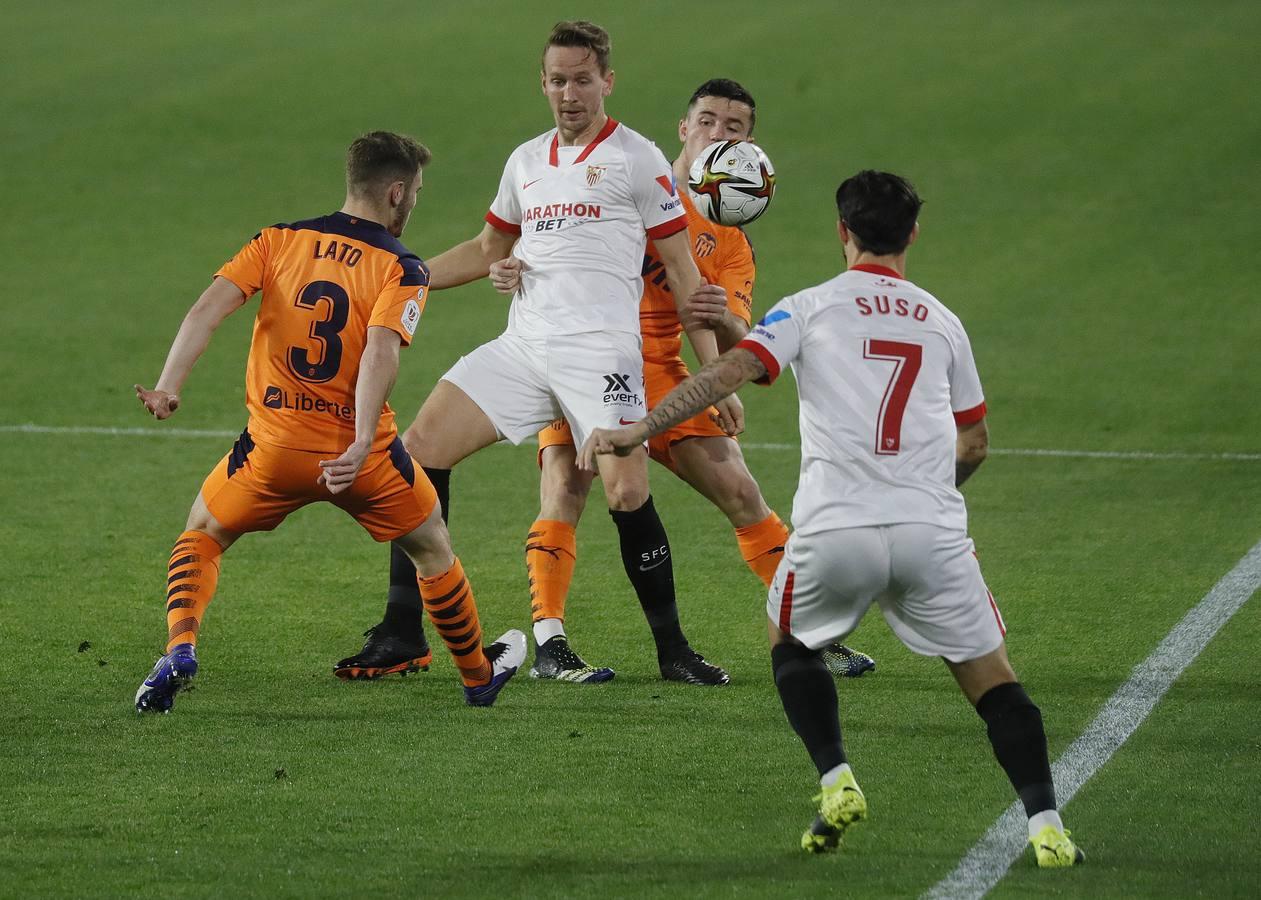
[756,310,791,327]
[655,174,677,196]
[401,299,421,336]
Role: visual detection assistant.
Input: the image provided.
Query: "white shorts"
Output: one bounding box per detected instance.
[767,523,1006,663]
[442,330,647,448]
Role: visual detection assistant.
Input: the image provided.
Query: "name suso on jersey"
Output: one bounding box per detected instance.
[736,264,987,536]
[484,118,687,339]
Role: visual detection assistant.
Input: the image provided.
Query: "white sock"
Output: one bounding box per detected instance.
[1028,809,1064,838]
[533,618,566,645]
[820,763,852,788]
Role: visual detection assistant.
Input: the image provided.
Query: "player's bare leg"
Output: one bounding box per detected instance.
[596,447,728,685]
[135,496,240,713]
[673,435,876,678]
[946,644,1083,865]
[390,496,526,706]
[402,378,501,468]
[525,444,614,682]
[765,621,866,852]
[339,379,501,680]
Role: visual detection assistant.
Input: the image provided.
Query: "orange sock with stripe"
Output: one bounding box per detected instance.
[165,531,223,652]
[418,557,491,687]
[525,519,577,624]
[735,511,790,587]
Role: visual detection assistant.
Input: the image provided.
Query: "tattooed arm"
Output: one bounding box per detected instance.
[578,347,767,470]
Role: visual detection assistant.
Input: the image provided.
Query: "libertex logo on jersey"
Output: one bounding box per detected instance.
[263,385,353,422]
[521,201,602,233]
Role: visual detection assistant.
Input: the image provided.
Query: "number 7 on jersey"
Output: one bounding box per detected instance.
[863,339,922,455]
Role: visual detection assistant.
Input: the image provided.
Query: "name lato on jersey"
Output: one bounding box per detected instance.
[855,294,929,321]
[311,239,362,267]
[521,202,602,233]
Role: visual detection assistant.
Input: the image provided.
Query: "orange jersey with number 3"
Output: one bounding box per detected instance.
[639,192,754,362]
[215,212,429,453]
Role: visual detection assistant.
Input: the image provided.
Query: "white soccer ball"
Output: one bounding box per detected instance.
[687,140,776,227]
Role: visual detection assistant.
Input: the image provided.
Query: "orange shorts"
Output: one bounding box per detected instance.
[200,430,437,541]
[537,355,727,472]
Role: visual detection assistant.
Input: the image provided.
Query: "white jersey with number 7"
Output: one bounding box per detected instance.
[735,263,987,537]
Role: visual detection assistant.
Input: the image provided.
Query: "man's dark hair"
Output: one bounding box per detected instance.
[543,20,612,73]
[346,131,430,196]
[835,170,923,255]
[686,78,757,133]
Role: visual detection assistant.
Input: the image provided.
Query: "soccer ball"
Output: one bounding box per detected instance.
[687,140,776,227]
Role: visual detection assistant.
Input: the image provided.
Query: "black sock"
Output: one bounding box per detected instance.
[380,467,450,639]
[609,496,686,656]
[423,466,451,526]
[975,681,1056,816]
[771,642,846,776]
[383,543,423,638]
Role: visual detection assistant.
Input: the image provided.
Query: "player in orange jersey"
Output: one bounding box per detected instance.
[132,132,525,713]
[507,80,876,683]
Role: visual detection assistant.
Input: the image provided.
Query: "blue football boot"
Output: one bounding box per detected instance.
[135,642,198,713]
[463,629,526,707]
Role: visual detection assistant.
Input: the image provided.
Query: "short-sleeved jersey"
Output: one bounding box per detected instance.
[484,118,687,339]
[640,191,755,362]
[215,211,429,454]
[736,264,987,535]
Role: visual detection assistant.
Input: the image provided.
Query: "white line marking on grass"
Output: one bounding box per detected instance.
[742,442,1261,461]
[922,538,1261,900]
[4,424,1260,461]
[1,423,239,438]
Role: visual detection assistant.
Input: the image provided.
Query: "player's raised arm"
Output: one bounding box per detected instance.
[319,325,403,493]
[425,222,518,290]
[579,346,766,470]
[135,275,248,419]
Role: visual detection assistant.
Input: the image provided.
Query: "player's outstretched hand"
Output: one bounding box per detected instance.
[713,393,745,437]
[318,440,371,494]
[578,425,644,471]
[681,280,728,330]
[135,384,180,420]
[489,256,529,295]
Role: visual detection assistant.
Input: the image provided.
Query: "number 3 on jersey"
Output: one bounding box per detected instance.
[863,339,922,455]
[288,280,349,384]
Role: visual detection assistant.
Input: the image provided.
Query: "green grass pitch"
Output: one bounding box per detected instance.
[3,2,1260,896]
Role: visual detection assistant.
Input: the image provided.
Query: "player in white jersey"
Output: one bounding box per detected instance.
[580,171,1084,867]
[335,21,734,686]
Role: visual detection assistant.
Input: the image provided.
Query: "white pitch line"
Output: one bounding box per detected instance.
[922,537,1261,900]
[1,423,241,439]
[3,423,1259,462]
[743,442,1261,461]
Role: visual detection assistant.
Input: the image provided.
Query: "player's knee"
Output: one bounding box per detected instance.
[769,639,826,684]
[723,471,768,522]
[397,513,454,576]
[975,681,1042,734]
[539,450,590,523]
[540,486,586,523]
[603,481,648,512]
